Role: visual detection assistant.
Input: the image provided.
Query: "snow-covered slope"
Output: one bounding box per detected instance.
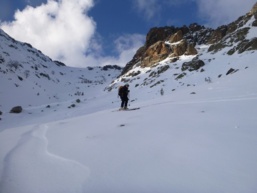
[107,15,257,104]
[0,28,122,113]
[1,6,257,193]
[0,62,257,193]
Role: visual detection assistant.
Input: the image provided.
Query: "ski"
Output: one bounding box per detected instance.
[112,107,140,112]
[122,107,140,111]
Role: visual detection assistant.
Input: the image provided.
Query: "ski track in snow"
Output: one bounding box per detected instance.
[0,124,90,193]
[0,89,257,193]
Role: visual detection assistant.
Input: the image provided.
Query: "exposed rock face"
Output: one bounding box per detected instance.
[237,38,257,53]
[120,45,146,75]
[141,41,171,67]
[169,30,183,43]
[251,2,257,26]
[250,2,257,15]
[186,43,198,55]
[119,24,207,74]
[208,25,228,44]
[171,40,198,56]
[145,26,193,48]
[130,38,199,68]
[120,2,257,76]
[145,27,176,48]
[172,40,187,56]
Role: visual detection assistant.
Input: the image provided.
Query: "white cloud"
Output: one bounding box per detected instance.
[1,0,99,67]
[97,34,145,67]
[195,0,257,27]
[133,0,160,20]
[133,0,194,21]
[133,0,256,28]
[0,0,144,68]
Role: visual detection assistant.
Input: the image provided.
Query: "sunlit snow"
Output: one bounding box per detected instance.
[1,17,257,193]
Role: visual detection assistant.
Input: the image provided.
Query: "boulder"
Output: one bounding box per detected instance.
[10,106,23,113]
[226,68,238,75]
[182,58,205,71]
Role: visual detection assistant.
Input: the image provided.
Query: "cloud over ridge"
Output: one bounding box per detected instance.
[1,0,98,67]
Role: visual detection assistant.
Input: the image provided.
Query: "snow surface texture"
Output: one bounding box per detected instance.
[1,16,257,193]
[0,28,122,111]
[0,67,257,193]
[1,64,257,193]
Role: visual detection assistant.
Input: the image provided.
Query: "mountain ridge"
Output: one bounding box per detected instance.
[106,2,257,102]
[0,28,122,113]
[120,2,257,76]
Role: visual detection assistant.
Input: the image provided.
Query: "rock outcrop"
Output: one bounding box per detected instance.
[141,41,171,67]
[250,2,257,15]
[10,106,23,113]
[120,2,257,76]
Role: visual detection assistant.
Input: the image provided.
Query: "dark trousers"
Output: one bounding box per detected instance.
[120,96,128,108]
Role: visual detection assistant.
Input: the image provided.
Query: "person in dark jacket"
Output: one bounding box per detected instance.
[118,84,130,110]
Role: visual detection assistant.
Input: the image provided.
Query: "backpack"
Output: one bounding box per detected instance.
[118,86,123,96]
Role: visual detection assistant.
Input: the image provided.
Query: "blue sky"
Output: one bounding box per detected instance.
[0,0,256,67]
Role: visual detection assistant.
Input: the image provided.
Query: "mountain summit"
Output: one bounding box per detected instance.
[121,2,257,75]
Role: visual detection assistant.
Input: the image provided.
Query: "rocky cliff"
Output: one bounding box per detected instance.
[120,2,257,76]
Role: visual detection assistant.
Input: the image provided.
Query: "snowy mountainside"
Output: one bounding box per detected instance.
[1,4,257,193]
[0,52,257,193]
[106,8,257,103]
[0,28,122,112]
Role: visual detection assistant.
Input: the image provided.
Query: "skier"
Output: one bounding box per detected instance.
[118,84,130,110]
